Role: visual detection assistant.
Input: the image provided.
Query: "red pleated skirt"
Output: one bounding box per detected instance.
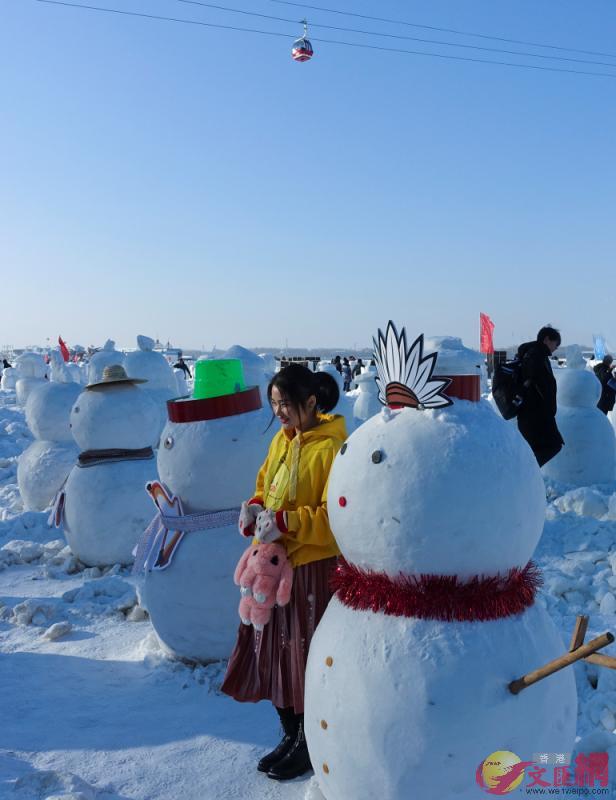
[221,556,337,714]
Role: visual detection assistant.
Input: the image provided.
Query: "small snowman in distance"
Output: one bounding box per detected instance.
[352,370,380,425]
[317,362,356,433]
[543,347,616,485]
[15,353,48,407]
[17,352,80,511]
[58,364,161,566]
[1,364,17,392]
[137,358,272,662]
[304,322,577,800]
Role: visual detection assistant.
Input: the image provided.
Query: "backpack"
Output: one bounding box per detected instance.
[492,359,525,420]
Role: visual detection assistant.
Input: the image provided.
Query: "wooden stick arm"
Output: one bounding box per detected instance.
[585,652,616,670]
[568,615,616,670]
[509,632,615,695]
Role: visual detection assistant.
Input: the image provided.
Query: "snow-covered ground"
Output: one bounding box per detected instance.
[1,393,615,799]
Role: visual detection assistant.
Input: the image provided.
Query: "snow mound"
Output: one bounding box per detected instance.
[62,576,137,614]
[554,487,610,519]
[13,769,107,799]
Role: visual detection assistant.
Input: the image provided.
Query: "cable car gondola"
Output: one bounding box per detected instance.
[292,20,314,62]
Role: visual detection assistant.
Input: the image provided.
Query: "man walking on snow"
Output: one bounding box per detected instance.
[516,326,564,467]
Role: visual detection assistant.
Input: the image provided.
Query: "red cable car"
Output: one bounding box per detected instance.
[292,20,314,62]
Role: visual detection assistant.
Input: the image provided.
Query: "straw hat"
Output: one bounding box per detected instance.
[86,363,147,390]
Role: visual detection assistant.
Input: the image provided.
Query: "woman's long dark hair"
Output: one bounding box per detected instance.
[266,364,339,428]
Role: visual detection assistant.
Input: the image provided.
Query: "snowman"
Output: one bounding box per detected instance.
[17,352,80,511]
[352,369,380,425]
[304,322,576,800]
[317,363,356,433]
[137,358,272,662]
[543,348,616,485]
[58,364,161,566]
[124,335,179,435]
[1,365,17,392]
[424,335,487,394]
[15,352,48,406]
[88,339,125,383]
[173,367,189,397]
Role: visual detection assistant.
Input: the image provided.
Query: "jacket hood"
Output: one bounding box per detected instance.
[282,413,347,444]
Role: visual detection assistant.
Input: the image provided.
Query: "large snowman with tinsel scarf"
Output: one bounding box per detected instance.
[304,322,577,800]
[135,358,272,662]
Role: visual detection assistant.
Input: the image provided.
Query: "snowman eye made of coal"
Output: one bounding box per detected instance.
[371,450,384,464]
[73,405,79,413]
[163,435,174,450]
[340,443,347,455]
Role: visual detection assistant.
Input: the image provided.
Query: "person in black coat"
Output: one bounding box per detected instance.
[173,357,192,378]
[593,355,615,415]
[516,326,564,467]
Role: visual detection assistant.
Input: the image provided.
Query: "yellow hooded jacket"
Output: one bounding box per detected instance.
[250,413,347,568]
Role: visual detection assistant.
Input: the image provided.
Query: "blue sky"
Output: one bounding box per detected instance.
[2,0,615,351]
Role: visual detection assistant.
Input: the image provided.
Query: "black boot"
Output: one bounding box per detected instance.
[257,707,299,773]
[267,717,312,781]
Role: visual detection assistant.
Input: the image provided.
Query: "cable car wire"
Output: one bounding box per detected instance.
[170,0,616,68]
[268,0,616,61]
[29,0,616,79]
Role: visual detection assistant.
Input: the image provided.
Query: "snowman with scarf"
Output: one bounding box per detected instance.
[56,364,160,566]
[304,322,577,800]
[135,358,271,662]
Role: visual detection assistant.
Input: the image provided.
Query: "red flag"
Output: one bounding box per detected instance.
[479,313,495,354]
[58,336,70,362]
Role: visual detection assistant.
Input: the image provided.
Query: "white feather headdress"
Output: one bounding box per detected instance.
[372,322,452,409]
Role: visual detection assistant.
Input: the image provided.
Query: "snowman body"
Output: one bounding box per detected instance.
[143,403,271,662]
[305,400,577,800]
[18,379,80,511]
[543,365,616,485]
[174,368,189,396]
[63,383,160,566]
[352,371,380,425]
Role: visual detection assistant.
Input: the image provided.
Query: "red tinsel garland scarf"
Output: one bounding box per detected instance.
[331,558,542,622]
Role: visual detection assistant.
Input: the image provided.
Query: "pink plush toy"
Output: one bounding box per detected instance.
[234,542,294,631]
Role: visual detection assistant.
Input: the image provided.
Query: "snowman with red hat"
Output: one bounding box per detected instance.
[304,322,577,800]
[135,358,272,662]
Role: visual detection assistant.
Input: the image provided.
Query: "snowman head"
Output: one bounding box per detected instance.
[71,364,160,450]
[327,323,546,580]
[157,359,268,512]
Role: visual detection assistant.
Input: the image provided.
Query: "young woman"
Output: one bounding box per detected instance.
[221,364,347,781]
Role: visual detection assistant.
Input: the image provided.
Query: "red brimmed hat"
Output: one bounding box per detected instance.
[167,358,262,423]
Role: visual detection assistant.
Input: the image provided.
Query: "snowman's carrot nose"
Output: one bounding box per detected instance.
[338,496,347,507]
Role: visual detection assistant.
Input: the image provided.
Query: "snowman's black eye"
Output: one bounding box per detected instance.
[371,450,383,464]
[73,406,80,413]
[340,443,347,455]
[164,436,174,450]
[270,555,279,565]
[253,550,258,556]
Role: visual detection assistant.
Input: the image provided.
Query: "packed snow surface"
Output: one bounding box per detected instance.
[1,394,615,799]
